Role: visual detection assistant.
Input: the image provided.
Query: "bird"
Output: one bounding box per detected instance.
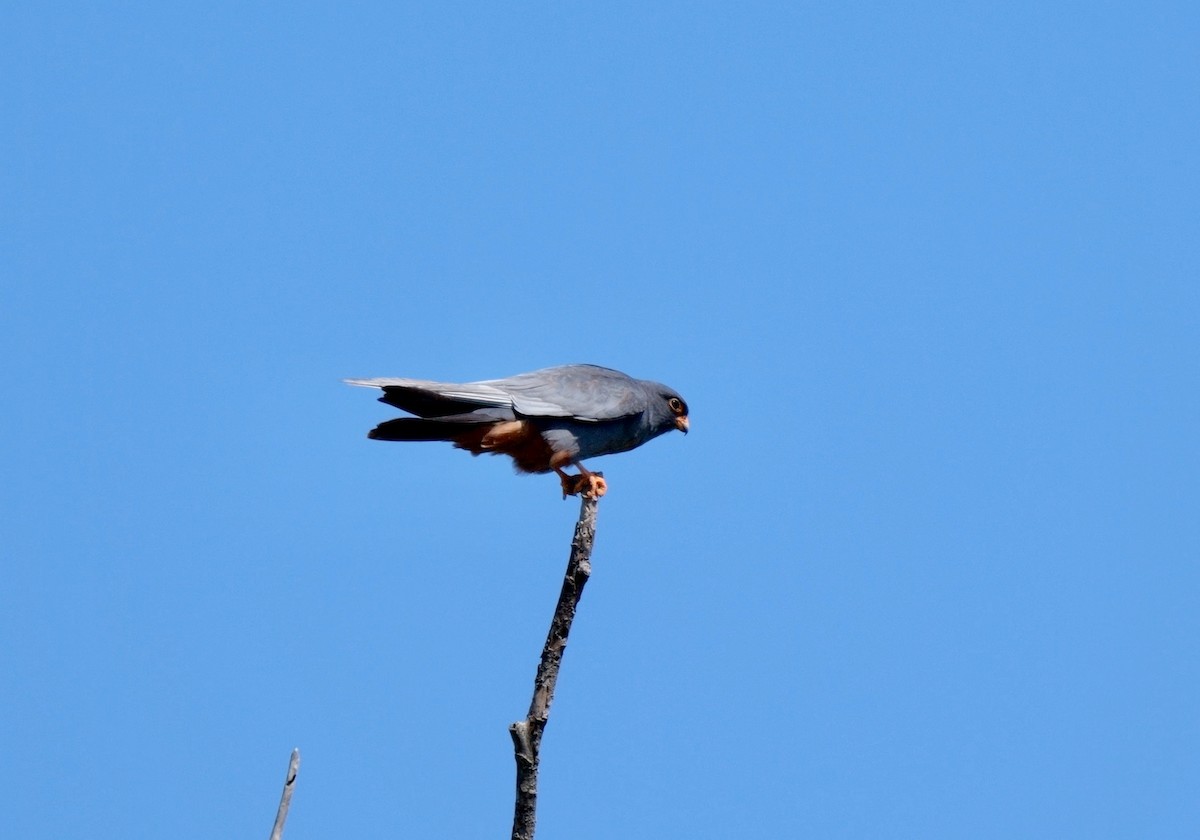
[346,364,689,498]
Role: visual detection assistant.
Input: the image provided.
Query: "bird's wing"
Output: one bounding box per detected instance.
[344,377,511,404]
[479,365,645,421]
[344,376,518,417]
[346,365,646,422]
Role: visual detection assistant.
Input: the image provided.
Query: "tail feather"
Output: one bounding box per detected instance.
[367,417,489,442]
[374,385,484,418]
[345,377,511,417]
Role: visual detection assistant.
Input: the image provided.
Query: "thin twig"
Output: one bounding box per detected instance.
[269,748,301,840]
[509,493,600,840]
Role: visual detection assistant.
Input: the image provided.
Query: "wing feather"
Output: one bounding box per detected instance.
[346,365,647,422]
[479,365,645,421]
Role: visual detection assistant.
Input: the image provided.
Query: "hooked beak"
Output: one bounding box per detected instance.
[675,415,689,435]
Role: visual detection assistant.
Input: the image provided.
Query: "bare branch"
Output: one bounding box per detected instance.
[509,493,600,840]
[268,748,301,840]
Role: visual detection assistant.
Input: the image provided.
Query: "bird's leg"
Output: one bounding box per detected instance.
[554,464,607,499]
[554,467,581,499]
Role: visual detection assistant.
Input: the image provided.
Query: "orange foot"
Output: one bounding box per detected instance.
[556,466,607,499]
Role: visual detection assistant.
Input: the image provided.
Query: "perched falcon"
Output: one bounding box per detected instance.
[346,364,689,498]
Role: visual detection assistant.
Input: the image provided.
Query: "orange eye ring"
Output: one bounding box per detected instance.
[667,397,684,414]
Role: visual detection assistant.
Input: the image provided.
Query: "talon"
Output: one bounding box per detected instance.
[584,473,607,498]
[556,468,583,499]
[555,465,607,499]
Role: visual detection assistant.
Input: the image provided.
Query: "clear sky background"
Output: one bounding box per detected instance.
[3,3,1197,838]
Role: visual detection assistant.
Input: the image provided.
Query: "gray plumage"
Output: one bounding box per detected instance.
[346,364,689,496]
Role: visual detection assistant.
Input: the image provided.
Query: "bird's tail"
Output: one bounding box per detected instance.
[367,417,490,442]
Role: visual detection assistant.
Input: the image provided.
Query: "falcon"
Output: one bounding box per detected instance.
[346,364,689,498]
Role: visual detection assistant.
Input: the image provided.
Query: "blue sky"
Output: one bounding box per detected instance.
[2,2,1197,838]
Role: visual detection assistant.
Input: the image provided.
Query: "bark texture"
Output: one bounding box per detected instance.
[509,494,600,840]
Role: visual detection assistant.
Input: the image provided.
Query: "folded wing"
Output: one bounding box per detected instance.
[346,364,645,422]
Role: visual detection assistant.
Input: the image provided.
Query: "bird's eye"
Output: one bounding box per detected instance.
[667,397,684,414]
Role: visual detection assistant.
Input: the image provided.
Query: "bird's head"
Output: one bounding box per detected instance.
[647,385,689,436]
